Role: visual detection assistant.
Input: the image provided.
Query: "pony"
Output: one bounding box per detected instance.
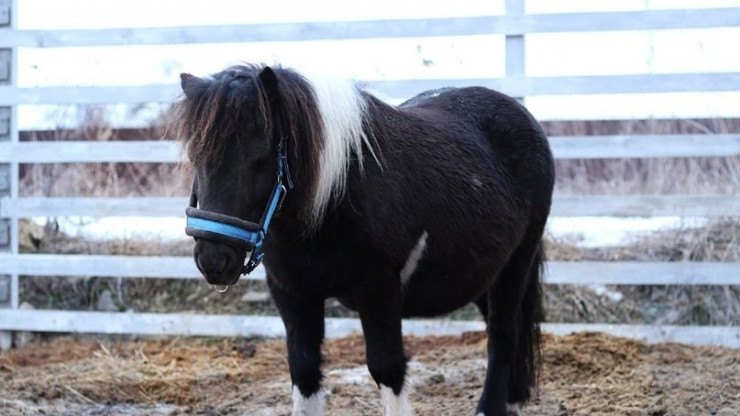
[172,63,554,416]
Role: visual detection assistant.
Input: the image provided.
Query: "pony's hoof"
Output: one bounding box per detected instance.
[506,403,522,416]
[474,404,522,416]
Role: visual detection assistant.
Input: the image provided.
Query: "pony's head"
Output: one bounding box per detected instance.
[173,65,284,285]
[171,64,375,286]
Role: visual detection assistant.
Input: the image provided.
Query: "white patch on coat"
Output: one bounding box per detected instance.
[292,386,325,416]
[304,74,379,228]
[400,231,428,285]
[380,384,414,416]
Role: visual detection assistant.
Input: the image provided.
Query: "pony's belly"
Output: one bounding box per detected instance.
[400,269,489,318]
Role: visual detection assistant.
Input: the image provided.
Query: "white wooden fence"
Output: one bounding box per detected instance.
[1,0,740,348]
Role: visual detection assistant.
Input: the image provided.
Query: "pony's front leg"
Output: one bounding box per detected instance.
[354,271,413,416]
[270,283,326,416]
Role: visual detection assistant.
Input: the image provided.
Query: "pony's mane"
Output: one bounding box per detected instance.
[171,64,378,230]
[305,72,380,227]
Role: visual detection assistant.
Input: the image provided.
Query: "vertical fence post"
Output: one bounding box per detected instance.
[0,0,18,351]
[505,0,525,103]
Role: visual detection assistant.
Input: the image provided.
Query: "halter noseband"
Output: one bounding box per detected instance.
[185,141,294,275]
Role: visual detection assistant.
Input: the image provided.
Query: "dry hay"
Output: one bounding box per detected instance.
[544,218,740,326]
[1,332,739,416]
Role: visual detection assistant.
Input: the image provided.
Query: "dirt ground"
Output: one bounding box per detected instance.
[1,331,738,416]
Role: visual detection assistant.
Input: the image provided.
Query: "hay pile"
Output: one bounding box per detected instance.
[545,218,740,326]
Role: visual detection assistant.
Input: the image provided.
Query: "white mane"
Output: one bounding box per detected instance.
[305,74,379,227]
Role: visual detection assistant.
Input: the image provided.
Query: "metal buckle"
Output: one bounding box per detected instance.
[276,184,288,211]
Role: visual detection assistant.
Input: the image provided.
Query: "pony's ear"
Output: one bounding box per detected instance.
[258,66,279,97]
[180,73,207,98]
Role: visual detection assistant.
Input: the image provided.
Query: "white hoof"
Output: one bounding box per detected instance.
[380,384,414,416]
[291,386,325,416]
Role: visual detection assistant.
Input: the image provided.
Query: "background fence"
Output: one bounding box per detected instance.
[1,0,740,348]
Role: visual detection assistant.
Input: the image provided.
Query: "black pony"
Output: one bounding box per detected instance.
[172,64,554,416]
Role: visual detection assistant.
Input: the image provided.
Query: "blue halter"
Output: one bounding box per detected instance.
[185,142,294,275]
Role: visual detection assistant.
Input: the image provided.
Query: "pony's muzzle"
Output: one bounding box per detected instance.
[193,239,246,286]
[185,206,263,283]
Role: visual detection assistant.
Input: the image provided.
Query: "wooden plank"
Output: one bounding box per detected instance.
[551,195,740,217]
[505,0,525,98]
[368,73,740,99]
[0,0,10,27]
[0,309,290,338]
[3,72,740,106]
[546,262,740,286]
[2,135,740,164]
[0,140,182,163]
[0,253,266,280]
[0,196,188,217]
[3,8,740,47]
[2,254,739,286]
[550,134,740,159]
[0,309,484,338]
[0,107,10,138]
[0,220,7,246]
[0,18,507,47]
[5,195,740,218]
[521,7,740,34]
[0,309,737,347]
[0,85,181,105]
[0,163,8,192]
[0,275,8,303]
[510,73,740,96]
[0,253,207,279]
[0,49,10,82]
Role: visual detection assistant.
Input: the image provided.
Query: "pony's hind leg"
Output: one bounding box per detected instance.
[269,281,326,416]
[476,237,544,416]
[353,269,413,416]
[474,292,489,320]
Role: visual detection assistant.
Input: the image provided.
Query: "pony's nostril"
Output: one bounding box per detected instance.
[196,252,229,277]
[193,241,242,285]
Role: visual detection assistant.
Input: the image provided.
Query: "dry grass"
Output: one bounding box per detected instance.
[544,118,740,196]
[19,112,188,198]
[545,219,740,325]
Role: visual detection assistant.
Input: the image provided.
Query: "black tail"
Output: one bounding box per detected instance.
[509,240,545,403]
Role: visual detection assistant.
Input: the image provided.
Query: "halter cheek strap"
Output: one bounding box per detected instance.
[185,142,294,275]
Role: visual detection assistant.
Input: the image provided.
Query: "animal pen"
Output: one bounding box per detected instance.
[1,0,740,351]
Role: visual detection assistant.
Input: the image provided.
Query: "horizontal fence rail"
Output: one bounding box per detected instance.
[4,72,740,106]
[0,141,182,163]
[0,309,738,348]
[5,195,740,218]
[3,8,740,48]
[1,254,739,286]
[551,195,740,217]
[550,134,740,159]
[3,134,740,164]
